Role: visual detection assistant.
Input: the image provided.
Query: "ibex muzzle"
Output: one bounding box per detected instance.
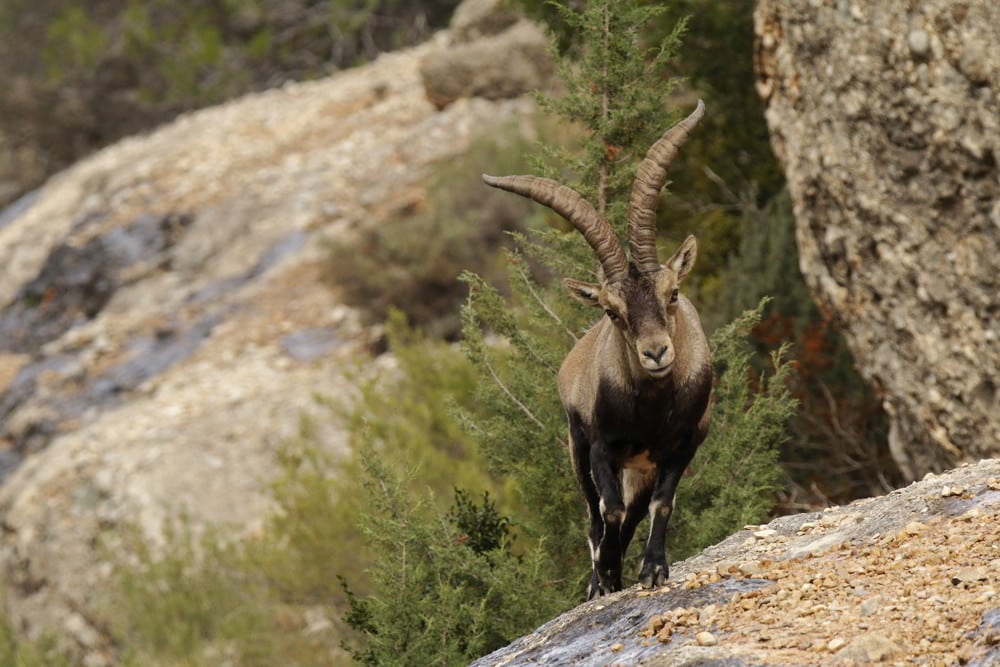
[483,101,712,598]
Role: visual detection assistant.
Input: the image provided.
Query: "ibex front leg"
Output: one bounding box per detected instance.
[590,440,625,596]
[639,441,699,587]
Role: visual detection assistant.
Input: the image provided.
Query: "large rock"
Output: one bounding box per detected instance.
[0,37,536,663]
[474,458,1000,666]
[420,20,555,109]
[449,0,521,43]
[753,0,999,479]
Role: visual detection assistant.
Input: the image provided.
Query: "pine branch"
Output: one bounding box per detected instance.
[511,260,577,343]
[482,355,546,431]
[597,1,610,215]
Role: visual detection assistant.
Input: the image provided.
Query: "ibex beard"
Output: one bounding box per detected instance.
[483,100,712,599]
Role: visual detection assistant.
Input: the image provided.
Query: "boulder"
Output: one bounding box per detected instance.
[753,0,999,479]
[420,20,555,109]
[450,0,521,43]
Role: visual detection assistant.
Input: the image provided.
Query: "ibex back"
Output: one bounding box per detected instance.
[483,101,712,598]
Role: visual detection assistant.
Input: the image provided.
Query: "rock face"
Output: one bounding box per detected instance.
[753,1,999,479]
[0,29,538,663]
[474,458,1000,666]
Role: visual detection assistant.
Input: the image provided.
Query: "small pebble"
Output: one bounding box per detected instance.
[695,631,718,647]
[908,29,929,56]
[860,597,880,616]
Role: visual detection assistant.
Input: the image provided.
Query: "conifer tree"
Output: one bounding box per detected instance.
[461,0,796,588]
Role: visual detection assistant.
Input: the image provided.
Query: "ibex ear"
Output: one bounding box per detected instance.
[666,235,697,281]
[562,278,603,307]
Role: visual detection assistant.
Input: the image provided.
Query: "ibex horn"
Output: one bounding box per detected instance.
[627,99,706,274]
[482,174,628,282]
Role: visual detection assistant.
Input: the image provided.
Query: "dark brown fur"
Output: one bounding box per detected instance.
[559,261,711,598]
[482,101,711,599]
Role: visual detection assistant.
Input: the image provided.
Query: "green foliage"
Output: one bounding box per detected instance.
[707,191,896,504]
[340,451,566,667]
[33,0,460,106]
[254,422,364,606]
[256,315,501,607]
[534,0,686,226]
[700,191,804,332]
[118,1,231,105]
[449,489,514,555]
[112,519,279,667]
[671,298,795,558]
[324,130,539,339]
[461,264,585,579]
[315,316,574,662]
[0,612,69,667]
[345,312,502,500]
[43,6,107,79]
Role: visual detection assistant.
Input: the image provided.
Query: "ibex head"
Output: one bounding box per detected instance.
[483,100,705,379]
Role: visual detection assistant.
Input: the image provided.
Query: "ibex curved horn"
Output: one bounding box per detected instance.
[627,99,706,274]
[482,174,628,282]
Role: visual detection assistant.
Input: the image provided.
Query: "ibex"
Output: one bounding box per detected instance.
[483,101,711,599]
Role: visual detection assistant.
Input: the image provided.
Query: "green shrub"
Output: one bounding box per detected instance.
[323,130,539,339]
[111,519,280,667]
[0,611,69,667]
[340,451,566,667]
[255,315,505,606]
[671,298,795,558]
[460,261,588,580]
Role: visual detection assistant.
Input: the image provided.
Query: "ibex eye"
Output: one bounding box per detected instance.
[670,288,679,303]
[605,310,620,322]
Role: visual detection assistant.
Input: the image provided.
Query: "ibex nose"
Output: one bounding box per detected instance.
[643,346,668,364]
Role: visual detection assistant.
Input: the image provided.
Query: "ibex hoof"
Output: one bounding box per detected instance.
[588,569,623,599]
[638,561,669,588]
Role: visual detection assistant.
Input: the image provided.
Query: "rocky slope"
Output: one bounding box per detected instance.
[474,458,1000,666]
[0,21,541,662]
[753,0,999,480]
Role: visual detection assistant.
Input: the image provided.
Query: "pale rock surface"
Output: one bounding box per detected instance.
[753,0,999,479]
[473,459,1000,666]
[0,33,537,663]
